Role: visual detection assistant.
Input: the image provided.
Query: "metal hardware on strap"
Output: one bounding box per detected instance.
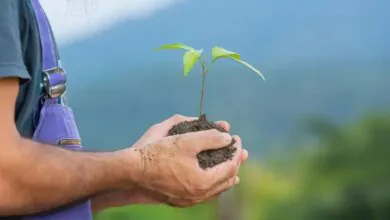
[31,0,66,99]
[43,67,67,98]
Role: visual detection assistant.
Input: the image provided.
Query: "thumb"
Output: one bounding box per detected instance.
[159,114,198,132]
[177,129,233,153]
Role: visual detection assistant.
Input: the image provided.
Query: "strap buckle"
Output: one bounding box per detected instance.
[43,67,67,98]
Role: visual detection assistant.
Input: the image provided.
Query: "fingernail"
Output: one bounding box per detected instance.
[222,133,232,144]
[235,176,240,184]
[241,149,248,161]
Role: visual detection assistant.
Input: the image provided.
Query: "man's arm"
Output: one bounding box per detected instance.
[0,2,138,215]
[90,190,148,213]
[0,78,138,216]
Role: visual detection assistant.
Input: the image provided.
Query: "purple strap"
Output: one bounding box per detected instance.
[31,0,67,99]
[22,0,93,219]
[30,0,57,70]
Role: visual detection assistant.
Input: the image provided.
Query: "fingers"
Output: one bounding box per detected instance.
[161,114,198,128]
[231,135,243,173]
[231,135,248,162]
[233,135,241,145]
[203,176,240,204]
[167,176,240,207]
[152,114,198,136]
[164,116,230,133]
[206,176,239,200]
[160,116,231,135]
[241,149,249,162]
[214,121,230,133]
[207,137,242,186]
[174,129,233,153]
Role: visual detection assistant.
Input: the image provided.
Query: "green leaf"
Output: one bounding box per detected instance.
[211,46,265,80]
[211,46,241,62]
[232,57,265,80]
[183,49,203,76]
[156,43,194,51]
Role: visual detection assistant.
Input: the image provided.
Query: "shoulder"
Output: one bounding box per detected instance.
[0,0,32,33]
[0,0,24,17]
[0,0,34,25]
[0,0,32,82]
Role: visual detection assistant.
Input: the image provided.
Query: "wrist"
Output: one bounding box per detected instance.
[91,147,144,213]
[112,147,143,190]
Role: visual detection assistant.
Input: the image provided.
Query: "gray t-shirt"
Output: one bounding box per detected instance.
[0,0,43,138]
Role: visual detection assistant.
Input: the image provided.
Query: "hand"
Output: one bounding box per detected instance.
[93,136,248,210]
[92,114,248,212]
[127,114,246,207]
[131,134,248,207]
[135,114,231,147]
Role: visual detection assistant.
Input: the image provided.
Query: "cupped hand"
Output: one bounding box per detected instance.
[127,114,247,207]
[134,114,231,146]
[99,114,248,210]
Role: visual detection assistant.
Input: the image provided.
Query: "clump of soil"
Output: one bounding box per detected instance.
[167,114,236,169]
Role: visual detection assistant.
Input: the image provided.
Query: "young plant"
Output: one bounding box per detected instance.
[156,43,265,117]
[156,43,265,169]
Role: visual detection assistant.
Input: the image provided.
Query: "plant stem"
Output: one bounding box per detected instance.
[199,57,207,117]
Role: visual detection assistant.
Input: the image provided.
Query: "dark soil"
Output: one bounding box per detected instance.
[167,114,236,169]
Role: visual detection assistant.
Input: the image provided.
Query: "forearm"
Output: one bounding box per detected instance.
[91,190,133,213]
[0,137,138,216]
[91,189,160,213]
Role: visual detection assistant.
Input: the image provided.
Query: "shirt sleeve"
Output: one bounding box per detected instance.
[0,0,31,82]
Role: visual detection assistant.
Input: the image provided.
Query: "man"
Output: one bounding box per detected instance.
[0,0,248,218]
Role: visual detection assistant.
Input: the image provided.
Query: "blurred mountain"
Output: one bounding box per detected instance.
[58,0,390,155]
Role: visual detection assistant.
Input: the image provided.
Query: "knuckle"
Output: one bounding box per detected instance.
[210,130,230,145]
[172,135,183,147]
[149,123,161,132]
[176,133,196,150]
[218,121,230,131]
[214,135,225,145]
[229,163,237,176]
[232,135,241,143]
[233,142,242,151]
[171,114,185,122]
[191,183,209,197]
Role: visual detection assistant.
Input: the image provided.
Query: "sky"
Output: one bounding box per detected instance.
[40,0,185,46]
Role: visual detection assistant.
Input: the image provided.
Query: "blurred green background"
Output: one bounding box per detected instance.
[54,0,389,219]
[91,114,390,220]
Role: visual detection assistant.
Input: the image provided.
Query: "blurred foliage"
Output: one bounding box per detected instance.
[94,203,217,220]
[94,113,390,220]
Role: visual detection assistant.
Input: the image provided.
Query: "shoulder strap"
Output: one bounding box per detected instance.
[31,0,67,100]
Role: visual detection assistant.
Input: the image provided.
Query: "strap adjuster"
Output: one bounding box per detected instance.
[43,67,67,98]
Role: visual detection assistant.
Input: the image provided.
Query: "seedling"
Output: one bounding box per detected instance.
[156,43,265,169]
[156,43,264,117]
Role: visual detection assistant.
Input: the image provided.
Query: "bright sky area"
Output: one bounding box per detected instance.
[40,0,184,46]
